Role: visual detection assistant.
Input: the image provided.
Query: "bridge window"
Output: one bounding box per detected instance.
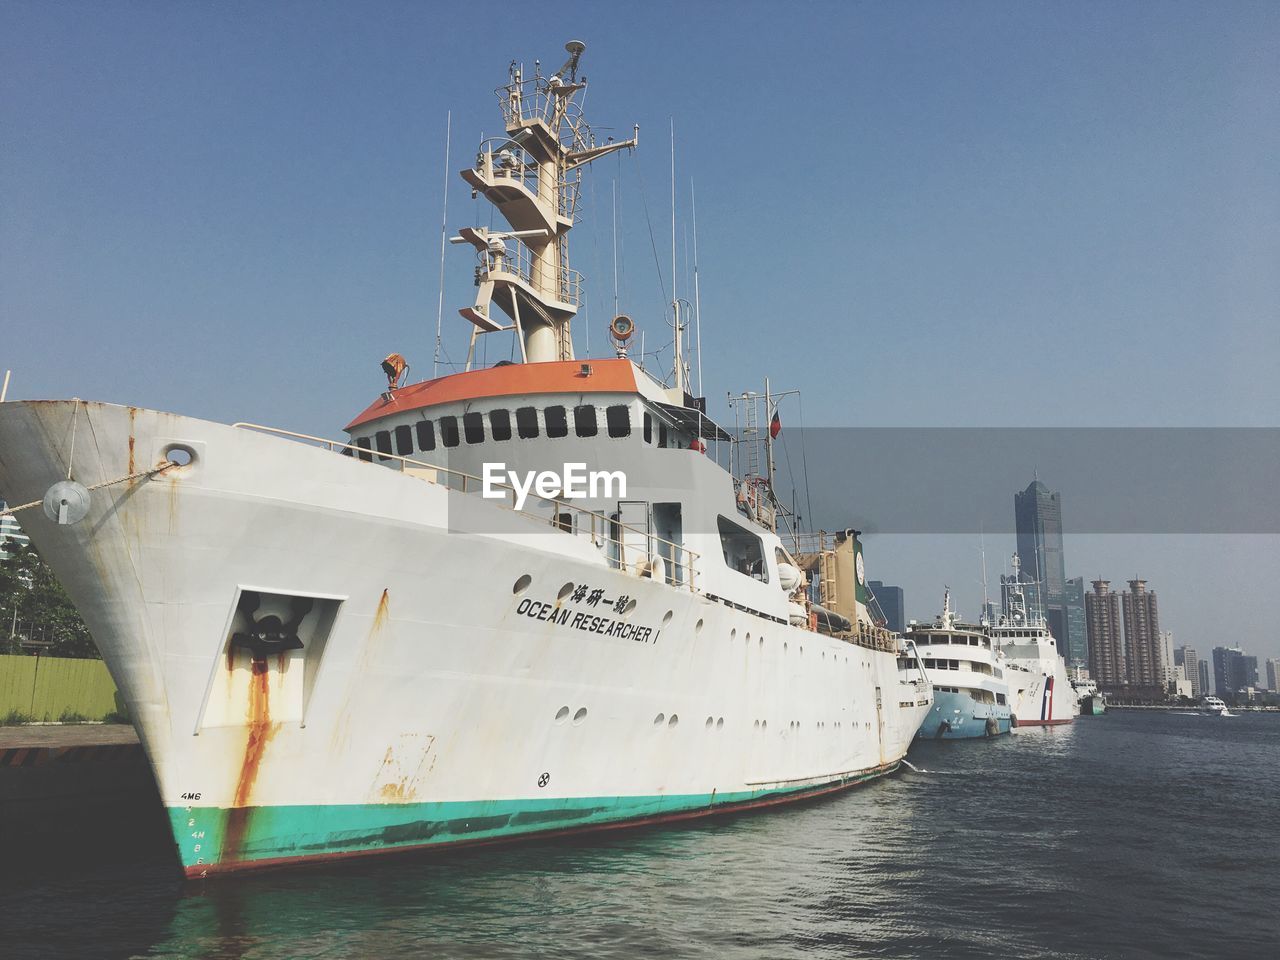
[415,420,435,452]
[374,430,392,461]
[394,425,413,456]
[355,436,373,462]
[515,406,539,439]
[439,416,460,448]
[574,405,598,437]
[659,423,668,447]
[489,409,512,441]
[545,405,568,438]
[463,411,485,444]
[606,405,631,438]
[717,515,768,582]
[643,412,653,444]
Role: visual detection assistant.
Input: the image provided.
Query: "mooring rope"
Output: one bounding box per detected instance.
[0,461,178,518]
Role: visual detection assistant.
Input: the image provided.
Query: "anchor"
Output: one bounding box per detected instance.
[229,592,313,659]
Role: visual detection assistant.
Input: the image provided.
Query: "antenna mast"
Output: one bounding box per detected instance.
[454,41,638,366]
[669,117,684,394]
[433,111,452,378]
[691,180,703,396]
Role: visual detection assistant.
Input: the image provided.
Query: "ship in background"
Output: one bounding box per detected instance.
[1070,665,1105,716]
[986,556,1078,726]
[906,589,1012,739]
[0,41,932,877]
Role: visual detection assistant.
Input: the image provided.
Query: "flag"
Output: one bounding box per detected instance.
[769,410,782,439]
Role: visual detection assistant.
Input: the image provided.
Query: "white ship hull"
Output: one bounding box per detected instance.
[0,400,931,876]
[1002,653,1077,726]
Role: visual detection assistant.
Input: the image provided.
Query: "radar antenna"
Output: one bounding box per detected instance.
[554,40,587,83]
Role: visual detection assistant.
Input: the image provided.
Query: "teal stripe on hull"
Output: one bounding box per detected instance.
[170,764,898,876]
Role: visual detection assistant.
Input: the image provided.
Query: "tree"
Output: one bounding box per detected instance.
[0,542,99,659]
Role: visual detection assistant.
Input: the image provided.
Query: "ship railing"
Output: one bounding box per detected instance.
[497,78,593,152]
[474,243,583,308]
[232,424,700,592]
[473,138,540,197]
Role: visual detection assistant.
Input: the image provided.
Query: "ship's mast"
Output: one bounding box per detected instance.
[454,41,638,367]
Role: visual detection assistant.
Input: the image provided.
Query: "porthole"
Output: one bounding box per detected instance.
[620,598,638,617]
[695,618,704,635]
[662,610,673,627]
[164,444,196,467]
[784,642,788,654]
[558,582,575,602]
[761,720,767,731]
[730,628,737,641]
[554,706,570,724]
[705,716,714,729]
[668,714,679,728]
[758,637,764,649]
[513,574,533,596]
[654,713,666,726]
[753,719,760,730]
[716,717,724,730]
[572,707,588,725]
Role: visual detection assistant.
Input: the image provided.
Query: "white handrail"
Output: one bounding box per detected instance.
[231,422,700,592]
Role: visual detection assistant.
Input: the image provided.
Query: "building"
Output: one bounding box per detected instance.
[1267,658,1280,693]
[1198,661,1211,699]
[1157,631,1176,688]
[0,500,31,561]
[1086,579,1125,686]
[1213,646,1258,697]
[1175,645,1202,698]
[866,581,905,634]
[1063,575,1089,667]
[1015,479,1068,649]
[1121,580,1162,687]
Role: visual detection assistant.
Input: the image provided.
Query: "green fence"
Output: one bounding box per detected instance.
[0,654,121,721]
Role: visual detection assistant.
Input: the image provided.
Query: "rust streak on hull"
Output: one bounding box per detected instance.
[222,656,279,863]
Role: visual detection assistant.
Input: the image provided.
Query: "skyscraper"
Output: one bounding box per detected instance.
[1086,580,1125,686]
[1267,658,1280,693]
[1015,480,1067,648]
[1175,645,1202,698]
[1213,646,1256,697]
[866,581,905,634]
[1198,661,1211,699]
[1064,576,1088,666]
[1121,580,1162,687]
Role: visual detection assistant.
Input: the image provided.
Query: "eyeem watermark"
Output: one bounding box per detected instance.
[482,462,627,510]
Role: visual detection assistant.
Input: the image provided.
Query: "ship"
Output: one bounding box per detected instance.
[985,556,1078,726]
[0,42,932,877]
[1070,664,1105,716]
[906,589,1012,739]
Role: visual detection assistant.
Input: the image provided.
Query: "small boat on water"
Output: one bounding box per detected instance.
[1199,696,1232,717]
[907,589,1011,740]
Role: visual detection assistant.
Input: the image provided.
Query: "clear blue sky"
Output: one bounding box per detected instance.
[3,2,1278,659]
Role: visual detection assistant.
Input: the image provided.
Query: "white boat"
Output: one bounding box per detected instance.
[985,556,1078,727]
[907,589,1012,739]
[0,42,931,877]
[1070,663,1105,716]
[1199,696,1232,717]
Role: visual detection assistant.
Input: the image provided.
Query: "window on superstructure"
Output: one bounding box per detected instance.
[643,412,653,444]
[996,693,1006,705]
[415,420,436,452]
[606,405,631,438]
[574,405,598,437]
[439,416,460,448]
[355,437,373,462]
[374,431,392,461]
[515,407,539,439]
[717,515,768,582]
[394,425,413,457]
[659,423,668,448]
[545,405,568,438]
[489,409,512,441]
[463,412,484,444]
